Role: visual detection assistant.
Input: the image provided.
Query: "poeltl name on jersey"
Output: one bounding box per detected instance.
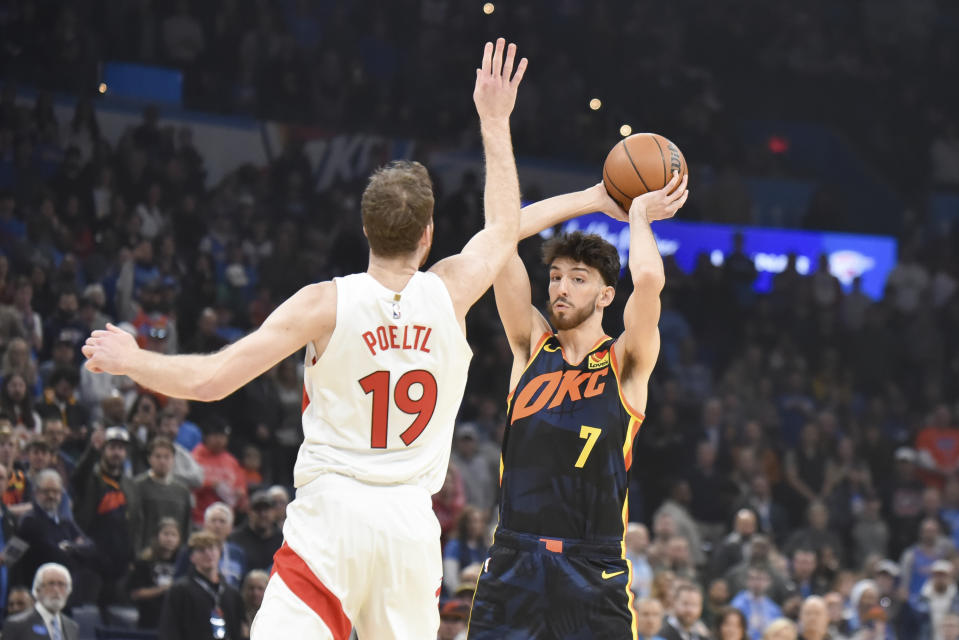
[361,324,433,356]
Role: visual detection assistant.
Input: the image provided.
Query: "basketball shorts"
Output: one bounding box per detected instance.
[251,473,442,640]
[467,528,636,640]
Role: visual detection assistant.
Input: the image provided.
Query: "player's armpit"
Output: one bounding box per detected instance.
[430,225,515,319]
[195,282,336,401]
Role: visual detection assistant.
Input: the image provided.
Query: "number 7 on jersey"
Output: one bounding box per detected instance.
[359,370,438,448]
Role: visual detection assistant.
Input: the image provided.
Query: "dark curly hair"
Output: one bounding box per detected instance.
[541,231,620,286]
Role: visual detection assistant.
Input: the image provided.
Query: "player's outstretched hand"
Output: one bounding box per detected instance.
[630,171,689,223]
[82,322,140,375]
[473,38,528,124]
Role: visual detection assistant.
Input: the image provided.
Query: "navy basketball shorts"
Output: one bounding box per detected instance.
[467,528,636,639]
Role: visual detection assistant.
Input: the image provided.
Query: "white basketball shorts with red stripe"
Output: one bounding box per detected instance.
[250,473,443,640]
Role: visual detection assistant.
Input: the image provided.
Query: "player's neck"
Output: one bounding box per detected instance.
[555,316,606,365]
[367,251,421,292]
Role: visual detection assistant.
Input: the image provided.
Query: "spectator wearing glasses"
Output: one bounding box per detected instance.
[11,469,93,591]
[2,562,78,639]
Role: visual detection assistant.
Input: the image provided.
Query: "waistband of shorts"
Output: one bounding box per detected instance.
[492,527,623,557]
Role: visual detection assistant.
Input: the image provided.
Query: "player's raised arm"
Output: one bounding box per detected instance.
[431,38,527,320]
[82,282,336,401]
[494,183,625,381]
[615,172,688,386]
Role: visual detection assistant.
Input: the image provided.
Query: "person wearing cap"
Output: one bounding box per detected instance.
[227,490,282,572]
[157,530,244,640]
[70,424,137,618]
[904,559,959,640]
[438,599,470,640]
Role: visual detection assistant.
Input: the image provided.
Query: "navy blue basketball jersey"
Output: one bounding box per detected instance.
[499,332,643,544]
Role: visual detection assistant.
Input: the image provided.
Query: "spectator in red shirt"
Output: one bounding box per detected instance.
[191,415,246,524]
[916,404,959,488]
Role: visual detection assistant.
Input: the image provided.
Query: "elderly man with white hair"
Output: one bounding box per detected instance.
[1,563,79,639]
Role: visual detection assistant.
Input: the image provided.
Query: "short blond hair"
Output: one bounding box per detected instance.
[361,161,434,257]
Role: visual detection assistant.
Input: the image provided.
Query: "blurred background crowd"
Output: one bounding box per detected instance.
[0,0,958,639]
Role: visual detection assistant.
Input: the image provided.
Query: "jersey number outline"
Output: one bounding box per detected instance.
[359,370,438,448]
[575,425,602,468]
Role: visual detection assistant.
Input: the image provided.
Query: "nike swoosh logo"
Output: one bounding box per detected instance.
[602,570,625,580]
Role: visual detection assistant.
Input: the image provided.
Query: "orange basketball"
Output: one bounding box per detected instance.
[602,133,688,211]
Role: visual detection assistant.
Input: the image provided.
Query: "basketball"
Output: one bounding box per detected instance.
[602,133,688,211]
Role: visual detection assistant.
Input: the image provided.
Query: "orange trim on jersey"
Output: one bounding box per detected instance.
[505,331,553,412]
[622,417,642,471]
[498,454,504,486]
[626,558,639,639]
[609,345,645,421]
[301,383,310,414]
[271,543,351,640]
[620,491,629,559]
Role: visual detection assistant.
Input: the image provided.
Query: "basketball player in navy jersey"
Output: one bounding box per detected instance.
[467,171,688,638]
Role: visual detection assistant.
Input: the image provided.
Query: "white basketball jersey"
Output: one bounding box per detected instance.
[294,271,472,494]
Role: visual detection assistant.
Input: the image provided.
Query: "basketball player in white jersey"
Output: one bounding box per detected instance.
[81,38,527,639]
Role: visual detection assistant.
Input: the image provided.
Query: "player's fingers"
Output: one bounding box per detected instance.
[510,57,529,88]
[491,37,505,78]
[481,41,493,74]
[667,190,690,212]
[502,43,517,81]
[666,176,687,203]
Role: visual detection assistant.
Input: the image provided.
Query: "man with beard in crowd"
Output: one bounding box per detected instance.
[2,563,79,639]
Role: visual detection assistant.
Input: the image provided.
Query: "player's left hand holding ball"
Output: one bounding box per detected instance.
[630,171,688,223]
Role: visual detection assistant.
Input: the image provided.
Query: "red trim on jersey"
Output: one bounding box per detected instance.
[271,543,351,640]
[301,383,310,414]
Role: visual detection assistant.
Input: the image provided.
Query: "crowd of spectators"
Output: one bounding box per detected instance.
[2,0,959,200]
[0,2,957,640]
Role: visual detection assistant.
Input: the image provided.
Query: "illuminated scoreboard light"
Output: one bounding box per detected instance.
[549,214,897,300]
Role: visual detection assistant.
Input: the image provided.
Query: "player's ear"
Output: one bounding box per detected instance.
[361,226,368,239]
[420,222,434,246]
[597,285,615,309]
